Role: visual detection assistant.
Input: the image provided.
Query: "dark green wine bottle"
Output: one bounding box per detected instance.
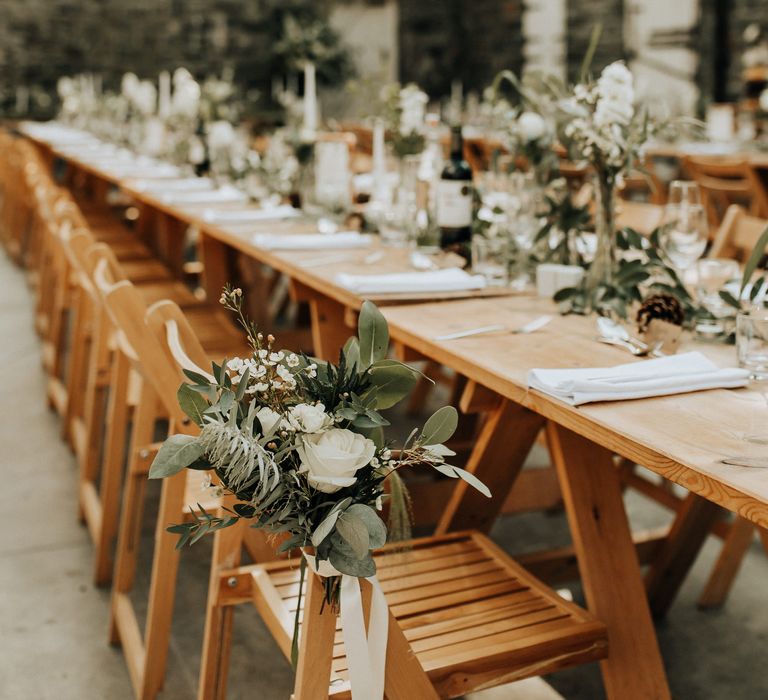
[437,124,473,251]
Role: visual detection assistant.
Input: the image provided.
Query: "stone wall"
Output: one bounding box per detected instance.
[565,0,625,81]
[0,0,762,118]
[398,0,524,97]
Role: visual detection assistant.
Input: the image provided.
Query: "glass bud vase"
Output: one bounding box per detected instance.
[585,172,617,293]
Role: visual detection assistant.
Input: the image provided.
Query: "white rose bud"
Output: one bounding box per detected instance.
[297,429,376,493]
[255,406,282,435]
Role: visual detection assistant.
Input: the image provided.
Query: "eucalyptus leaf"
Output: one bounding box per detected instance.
[177,383,208,426]
[345,503,387,549]
[335,510,370,558]
[741,224,768,295]
[420,406,459,446]
[433,463,492,498]
[310,508,341,547]
[149,434,204,479]
[343,336,361,374]
[328,533,377,577]
[364,360,419,409]
[358,301,389,368]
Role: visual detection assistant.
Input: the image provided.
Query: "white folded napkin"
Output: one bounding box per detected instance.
[253,231,371,251]
[135,177,214,193]
[528,351,750,406]
[335,268,487,295]
[107,164,181,178]
[202,204,300,223]
[162,186,247,205]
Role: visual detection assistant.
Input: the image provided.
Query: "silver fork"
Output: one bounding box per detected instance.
[435,315,552,341]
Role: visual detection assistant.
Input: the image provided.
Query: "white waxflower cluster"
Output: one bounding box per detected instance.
[398,83,428,136]
[227,351,316,395]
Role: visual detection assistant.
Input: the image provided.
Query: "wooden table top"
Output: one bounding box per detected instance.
[22,126,519,310]
[24,124,768,525]
[381,295,768,527]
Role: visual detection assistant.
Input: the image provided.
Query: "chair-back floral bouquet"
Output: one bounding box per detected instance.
[149,289,489,612]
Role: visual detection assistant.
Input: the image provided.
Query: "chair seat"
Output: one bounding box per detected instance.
[106,237,153,261]
[120,258,174,284]
[136,280,201,307]
[250,532,608,698]
[184,307,253,356]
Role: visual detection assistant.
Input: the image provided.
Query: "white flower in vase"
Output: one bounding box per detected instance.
[297,428,377,493]
[121,72,140,101]
[517,111,548,142]
[171,70,201,118]
[207,120,235,151]
[132,80,158,116]
[399,83,428,136]
[594,61,634,128]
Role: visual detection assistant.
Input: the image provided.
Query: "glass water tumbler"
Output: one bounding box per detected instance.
[471,236,510,287]
[737,310,768,381]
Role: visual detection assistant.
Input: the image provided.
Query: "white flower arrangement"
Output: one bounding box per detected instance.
[379,82,428,157]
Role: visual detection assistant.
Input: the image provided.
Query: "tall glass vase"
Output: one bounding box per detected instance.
[585,171,617,292]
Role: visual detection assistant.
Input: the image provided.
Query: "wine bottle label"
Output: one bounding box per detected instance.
[436,180,473,228]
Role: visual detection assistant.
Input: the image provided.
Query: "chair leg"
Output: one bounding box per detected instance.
[197,512,247,700]
[698,517,756,609]
[383,608,439,700]
[92,349,131,586]
[109,387,160,642]
[141,470,188,698]
[293,572,337,700]
[63,288,90,448]
[760,527,768,556]
[645,492,723,618]
[81,308,112,488]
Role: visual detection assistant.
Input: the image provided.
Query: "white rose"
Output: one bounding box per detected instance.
[286,403,332,433]
[517,111,547,142]
[760,89,768,113]
[255,406,282,435]
[297,429,376,493]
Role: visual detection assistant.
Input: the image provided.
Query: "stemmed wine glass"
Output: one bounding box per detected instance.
[659,182,708,273]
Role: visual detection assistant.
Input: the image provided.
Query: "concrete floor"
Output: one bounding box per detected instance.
[1,249,767,700]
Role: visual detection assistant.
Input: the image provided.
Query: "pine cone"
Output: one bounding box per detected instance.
[636,293,684,333]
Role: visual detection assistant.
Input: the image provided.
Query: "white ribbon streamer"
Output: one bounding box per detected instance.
[339,574,388,700]
[303,553,388,699]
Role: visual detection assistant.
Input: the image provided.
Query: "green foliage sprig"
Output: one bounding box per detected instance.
[554,226,704,322]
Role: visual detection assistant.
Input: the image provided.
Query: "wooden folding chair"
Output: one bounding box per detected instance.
[709,205,768,261]
[100,292,269,699]
[144,324,610,699]
[198,521,608,698]
[615,200,664,235]
[682,156,757,229]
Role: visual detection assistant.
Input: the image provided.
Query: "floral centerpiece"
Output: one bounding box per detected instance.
[554,61,664,303]
[149,290,489,619]
[379,82,429,158]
